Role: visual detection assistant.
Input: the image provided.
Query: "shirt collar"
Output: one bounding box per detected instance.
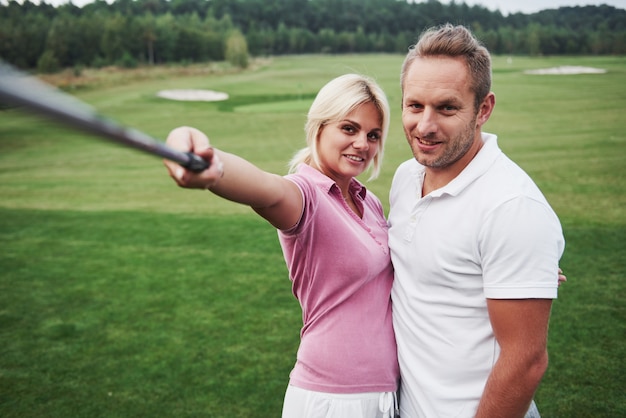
[445,132,500,195]
[295,164,368,200]
[407,132,501,197]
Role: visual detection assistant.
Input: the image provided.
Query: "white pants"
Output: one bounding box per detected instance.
[282,385,397,418]
[525,400,541,418]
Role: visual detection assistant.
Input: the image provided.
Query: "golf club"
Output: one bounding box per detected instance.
[0,60,209,172]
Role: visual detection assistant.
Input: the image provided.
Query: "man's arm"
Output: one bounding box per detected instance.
[474,298,553,418]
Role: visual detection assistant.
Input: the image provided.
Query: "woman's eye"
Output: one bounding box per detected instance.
[342,125,356,133]
[368,132,381,141]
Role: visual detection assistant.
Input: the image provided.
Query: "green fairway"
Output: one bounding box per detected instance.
[1,54,624,417]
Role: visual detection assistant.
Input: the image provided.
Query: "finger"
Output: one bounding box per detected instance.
[164,127,193,172]
[165,127,190,150]
[186,127,212,152]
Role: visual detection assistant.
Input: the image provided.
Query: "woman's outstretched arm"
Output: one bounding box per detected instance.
[163,126,303,230]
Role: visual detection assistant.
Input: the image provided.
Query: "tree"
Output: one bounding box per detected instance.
[525,23,541,56]
[1,0,625,71]
[153,13,177,63]
[44,14,78,67]
[100,13,130,63]
[137,13,157,64]
[225,29,249,68]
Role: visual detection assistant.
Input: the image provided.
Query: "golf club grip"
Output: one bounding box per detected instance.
[0,60,209,173]
[183,151,210,172]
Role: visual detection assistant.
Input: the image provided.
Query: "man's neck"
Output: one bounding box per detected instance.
[421,134,484,196]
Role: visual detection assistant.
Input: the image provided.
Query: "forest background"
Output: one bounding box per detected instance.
[1,0,625,417]
[1,0,625,73]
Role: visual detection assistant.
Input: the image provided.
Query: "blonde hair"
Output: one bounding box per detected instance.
[288,73,390,180]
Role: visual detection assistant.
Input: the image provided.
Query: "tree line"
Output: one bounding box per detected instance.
[1,0,625,73]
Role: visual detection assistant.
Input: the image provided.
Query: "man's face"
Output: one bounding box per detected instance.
[401,56,482,174]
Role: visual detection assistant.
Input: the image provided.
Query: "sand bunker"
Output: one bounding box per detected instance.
[157,89,229,101]
[524,66,606,75]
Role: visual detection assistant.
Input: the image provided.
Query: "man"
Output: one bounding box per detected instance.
[387,24,565,418]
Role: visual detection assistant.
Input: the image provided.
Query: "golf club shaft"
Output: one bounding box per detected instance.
[0,61,209,172]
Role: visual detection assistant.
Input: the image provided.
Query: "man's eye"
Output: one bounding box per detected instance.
[441,105,458,114]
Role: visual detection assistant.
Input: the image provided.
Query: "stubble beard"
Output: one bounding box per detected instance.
[410,118,477,169]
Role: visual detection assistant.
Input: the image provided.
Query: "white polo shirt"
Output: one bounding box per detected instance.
[388,133,565,417]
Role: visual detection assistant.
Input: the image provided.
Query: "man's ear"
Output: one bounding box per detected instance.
[477,92,496,127]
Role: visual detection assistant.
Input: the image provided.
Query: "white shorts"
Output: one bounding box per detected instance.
[281,385,398,418]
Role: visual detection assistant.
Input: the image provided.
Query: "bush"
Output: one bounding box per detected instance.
[73,64,84,77]
[225,30,249,69]
[91,56,108,69]
[117,52,138,69]
[36,50,60,74]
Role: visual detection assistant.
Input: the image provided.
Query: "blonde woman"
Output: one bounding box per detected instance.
[164,74,399,418]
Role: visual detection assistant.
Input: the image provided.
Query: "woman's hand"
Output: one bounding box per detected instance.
[558,268,567,287]
[163,126,224,189]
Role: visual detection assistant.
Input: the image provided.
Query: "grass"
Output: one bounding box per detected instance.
[0,209,295,417]
[1,54,625,417]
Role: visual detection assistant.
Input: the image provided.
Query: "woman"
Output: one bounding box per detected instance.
[163,74,399,418]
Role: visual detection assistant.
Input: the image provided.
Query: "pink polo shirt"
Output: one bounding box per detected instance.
[278,164,398,394]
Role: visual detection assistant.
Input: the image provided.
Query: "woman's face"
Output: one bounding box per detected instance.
[314,101,382,187]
